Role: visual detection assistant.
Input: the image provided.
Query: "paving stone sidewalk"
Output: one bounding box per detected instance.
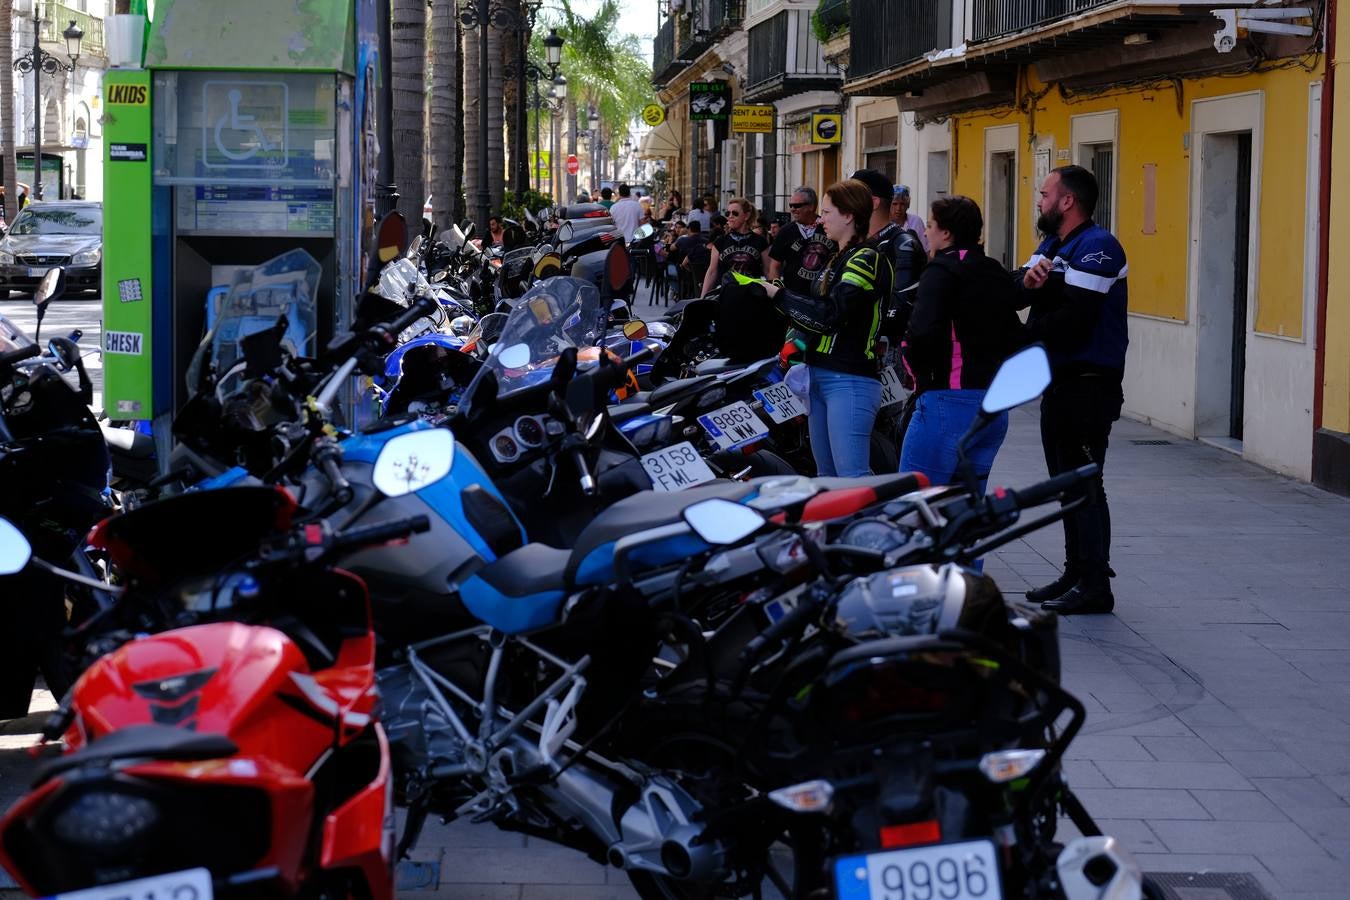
[2,286,1348,898]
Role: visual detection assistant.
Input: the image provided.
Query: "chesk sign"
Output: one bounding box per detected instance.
[107,83,148,105]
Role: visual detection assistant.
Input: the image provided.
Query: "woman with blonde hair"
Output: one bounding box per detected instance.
[700,196,769,297]
[764,180,893,476]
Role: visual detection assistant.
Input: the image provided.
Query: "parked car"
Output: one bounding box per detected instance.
[0,201,102,299]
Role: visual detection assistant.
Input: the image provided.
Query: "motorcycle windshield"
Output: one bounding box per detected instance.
[185,248,321,394]
[0,315,35,354]
[460,276,607,414]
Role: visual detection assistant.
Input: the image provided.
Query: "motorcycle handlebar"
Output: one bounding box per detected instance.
[317,452,354,506]
[741,593,822,664]
[0,343,41,369]
[332,515,432,554]
[1009,464,1099,508]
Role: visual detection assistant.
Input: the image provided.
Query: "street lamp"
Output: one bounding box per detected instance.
[14,17,83,203]
[504,32,562,196]
[549,75,567,203]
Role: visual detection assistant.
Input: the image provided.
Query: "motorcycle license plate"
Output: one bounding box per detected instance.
[642,441,716,492]
[753,382,807,424]
[697,401,770,451]
[833,839,1000,900]
[879,366,908,408]
[47,868,213,900]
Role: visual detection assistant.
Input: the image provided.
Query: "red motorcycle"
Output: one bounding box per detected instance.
[0,486,428,900]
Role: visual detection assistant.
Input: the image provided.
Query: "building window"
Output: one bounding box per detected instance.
[861,119,897,182]
[1083,143,1114,232]
[1071,111,1118,232]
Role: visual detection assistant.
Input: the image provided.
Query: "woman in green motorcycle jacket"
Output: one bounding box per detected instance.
[764,179,893,476]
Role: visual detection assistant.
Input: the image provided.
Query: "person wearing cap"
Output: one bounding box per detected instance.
[891,185,929,252]
[851,168,927,355]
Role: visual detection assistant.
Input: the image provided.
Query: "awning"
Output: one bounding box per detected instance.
[638,118,682,159]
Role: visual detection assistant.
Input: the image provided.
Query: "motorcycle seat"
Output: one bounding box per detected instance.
[37,724,238,785]
[457,542,571,635]
[100,423,156,459]
[566,480,759,585]
[811,472,930,504]
[633,374,718,409]
[693,358,738,375]
[608,401,653,425]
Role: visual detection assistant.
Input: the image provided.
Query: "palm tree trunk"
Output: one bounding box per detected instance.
[487,22,505,211]
[428,0,457,232]
[391,0,427,229]
[462,17,481,222]
[0,0,16,222]
[452,15,465,222]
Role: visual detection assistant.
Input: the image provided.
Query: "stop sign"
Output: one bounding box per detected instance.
[566,154,579,176]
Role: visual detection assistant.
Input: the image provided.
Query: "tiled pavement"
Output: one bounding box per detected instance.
[2,283,1349,897]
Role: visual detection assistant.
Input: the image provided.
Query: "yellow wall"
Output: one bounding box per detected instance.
[949,66,1320,334]
[1325,14,1350,434]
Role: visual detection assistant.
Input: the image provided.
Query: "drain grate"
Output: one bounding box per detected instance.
[1131,439,1173,445]
[1145,871,1273,900]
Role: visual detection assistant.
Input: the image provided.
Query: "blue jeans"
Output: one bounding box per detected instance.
[808,367,882,477]
[900,390,1008,572]
[900,389,1009,494]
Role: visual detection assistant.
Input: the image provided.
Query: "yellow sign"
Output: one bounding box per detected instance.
[731,105,774,134]
[811,113,842,144]
[531,150,551,174]
[107,83,148,106]
[642,104,666,127]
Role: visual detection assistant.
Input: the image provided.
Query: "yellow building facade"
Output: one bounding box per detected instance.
[941,63,1325,481]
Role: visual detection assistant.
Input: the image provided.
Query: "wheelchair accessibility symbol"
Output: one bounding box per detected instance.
[202,80,288,169]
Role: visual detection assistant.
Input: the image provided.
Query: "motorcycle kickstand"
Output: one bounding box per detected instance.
[1059,786,1102,838]
[397,799,431,860]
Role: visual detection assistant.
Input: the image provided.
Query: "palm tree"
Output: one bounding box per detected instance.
[428,0,458,232]
[1,0,17,222]
[391,0,427,229]
[544,0,653,199]
[486,19,505,211]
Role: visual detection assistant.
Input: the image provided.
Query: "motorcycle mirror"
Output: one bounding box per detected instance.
[683,499,764,545]
[449,315,475,336]
[372,211,410,265]
[47,336,79,372]
[459,220,476,241]
[981,344,1051,416]
[0,518,33,575]
[497,342,531,370]
[633,223,655,241]
[32,267,65,309]
[558,220,575,243]
[372,428,456,498]
[622,320,648,341]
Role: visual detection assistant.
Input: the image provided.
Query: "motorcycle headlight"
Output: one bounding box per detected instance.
[50,789,161,849]
[72,247,102,266]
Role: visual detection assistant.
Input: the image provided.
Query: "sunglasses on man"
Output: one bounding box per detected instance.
[788,201,811,209]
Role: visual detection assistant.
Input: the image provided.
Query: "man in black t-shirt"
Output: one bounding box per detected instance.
[766,186,837,295]
[670,219,712,282]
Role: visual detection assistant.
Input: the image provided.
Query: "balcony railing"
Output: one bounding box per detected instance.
[39,1,105,56]
[654,16,676,79]
[972,0,1114,42]
[850,0,950,79]
[747,9,840,96]
[708,0,746,35]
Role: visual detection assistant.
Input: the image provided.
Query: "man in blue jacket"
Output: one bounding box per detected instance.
[1015,165,1128,615]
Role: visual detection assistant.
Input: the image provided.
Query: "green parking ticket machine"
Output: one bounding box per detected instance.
[101,0,384,454]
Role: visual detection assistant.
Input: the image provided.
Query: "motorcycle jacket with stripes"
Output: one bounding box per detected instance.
[775,242,893,378]
[1016,221,1129,379]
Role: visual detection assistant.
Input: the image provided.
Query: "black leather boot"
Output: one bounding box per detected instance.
[1041,575,1115,615]
[1026,569,1079,604]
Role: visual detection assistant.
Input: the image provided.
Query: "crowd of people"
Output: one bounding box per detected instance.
[645,165,1129,617]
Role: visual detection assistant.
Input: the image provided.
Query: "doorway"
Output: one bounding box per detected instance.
[987,151,1016,268]
[926,149,950,208]
[1194,130,1253,442]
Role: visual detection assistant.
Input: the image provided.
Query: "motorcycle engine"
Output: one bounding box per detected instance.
[377,663,467,777]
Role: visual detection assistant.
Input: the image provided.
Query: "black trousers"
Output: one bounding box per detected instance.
[1039,375,1124,580]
